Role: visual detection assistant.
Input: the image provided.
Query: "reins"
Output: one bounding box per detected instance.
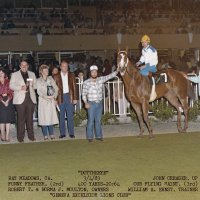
[118,51,139,79]
[125,63,134,78]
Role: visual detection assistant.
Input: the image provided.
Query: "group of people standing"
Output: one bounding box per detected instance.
[0,34,158,143]
[0,60,77,143]
[0,58,119,143]
[1,35,198,143]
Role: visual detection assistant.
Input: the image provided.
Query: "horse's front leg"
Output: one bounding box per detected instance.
[179,97,189,132]
[141,99,153,138]
[131,102,144,137]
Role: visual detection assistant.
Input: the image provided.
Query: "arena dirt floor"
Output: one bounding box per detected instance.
[0,121,200,200]
[1,121,200,143]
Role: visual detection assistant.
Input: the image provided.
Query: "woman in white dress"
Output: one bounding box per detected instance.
[37,65,59,140]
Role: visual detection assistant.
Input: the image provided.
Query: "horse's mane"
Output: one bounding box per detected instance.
[126,57,143,80]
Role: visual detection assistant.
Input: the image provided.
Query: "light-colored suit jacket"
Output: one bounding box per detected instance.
[10,70,37,105]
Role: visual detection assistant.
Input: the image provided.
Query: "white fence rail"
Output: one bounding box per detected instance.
[76,75,199,116]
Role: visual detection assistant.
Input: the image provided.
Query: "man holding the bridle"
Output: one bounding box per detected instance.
[82,65,118,142]
[136,35,158,77]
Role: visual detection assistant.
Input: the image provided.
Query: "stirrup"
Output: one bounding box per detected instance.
[160,73,167,82]
[151,77,155,85]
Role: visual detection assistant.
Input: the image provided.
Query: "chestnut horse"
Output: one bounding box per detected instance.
[117,50,195,138]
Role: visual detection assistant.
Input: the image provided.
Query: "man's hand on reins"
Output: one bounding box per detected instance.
[136,61,141,67]
[116,66,120,72]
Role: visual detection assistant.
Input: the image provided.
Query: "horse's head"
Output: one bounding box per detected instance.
[117,49,129,76]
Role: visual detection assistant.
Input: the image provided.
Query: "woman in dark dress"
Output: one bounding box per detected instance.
[0,68,15,142]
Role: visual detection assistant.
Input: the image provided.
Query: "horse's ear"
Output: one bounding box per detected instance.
[118,47,120,53]
[125,46,129,53]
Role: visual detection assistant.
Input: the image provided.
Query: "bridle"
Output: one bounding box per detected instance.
[125,64,134,78]
[118,51,134,78]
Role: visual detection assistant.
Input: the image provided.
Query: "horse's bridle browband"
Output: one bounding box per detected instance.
[118,52,134,78]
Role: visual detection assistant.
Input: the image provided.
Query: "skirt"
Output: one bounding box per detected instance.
[0,96,15,124]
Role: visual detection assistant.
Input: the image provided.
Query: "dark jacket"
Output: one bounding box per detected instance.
[53,72,77,104]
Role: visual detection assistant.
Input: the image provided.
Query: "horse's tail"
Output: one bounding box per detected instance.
[187,81,196,100]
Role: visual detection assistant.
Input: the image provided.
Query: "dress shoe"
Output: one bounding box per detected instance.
[96,138,104,141]
[18,140,24,143]
[29,137,36,141]
[69,135,75,138]
[88,139,93,142]
[44,136,49,140]
[59,135,66,139]
[50,136,55,140]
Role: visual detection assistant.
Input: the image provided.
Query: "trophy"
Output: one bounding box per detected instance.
[26,78,33,91]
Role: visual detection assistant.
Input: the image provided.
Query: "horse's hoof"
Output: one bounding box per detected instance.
[181,131,187,134]
[149,135,155,139]
[178,129,187,133]
[178,128,184,133]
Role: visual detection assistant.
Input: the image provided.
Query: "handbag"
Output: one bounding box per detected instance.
[47,85,55,96]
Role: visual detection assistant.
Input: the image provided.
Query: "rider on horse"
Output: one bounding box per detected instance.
[136,35,158,77]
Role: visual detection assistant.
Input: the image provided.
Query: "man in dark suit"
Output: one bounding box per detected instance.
[53,60,77,138]
[10,60,37,142]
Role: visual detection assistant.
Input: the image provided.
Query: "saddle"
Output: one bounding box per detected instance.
[148,70,168,102]
[148,70,168,85]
